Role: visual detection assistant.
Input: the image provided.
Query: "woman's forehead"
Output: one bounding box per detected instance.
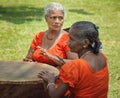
[69,32,78,39]
[49,10,64,16]
[69,28,79,35]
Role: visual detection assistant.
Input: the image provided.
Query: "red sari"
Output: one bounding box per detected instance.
[31,31,70,66]
[60,56,109,98]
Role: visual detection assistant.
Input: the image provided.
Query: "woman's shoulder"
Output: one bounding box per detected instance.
[62,30,69,35]
[36,31,44,36]
[60,31,69,41]
[100,52,108,60]
[34,31,45,39]
[61,59,84,69]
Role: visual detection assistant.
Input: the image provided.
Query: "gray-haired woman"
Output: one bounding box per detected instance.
[23,2,78,67]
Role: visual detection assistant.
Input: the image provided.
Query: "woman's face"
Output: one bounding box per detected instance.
[46,10,64,31]
[68,30,83,53]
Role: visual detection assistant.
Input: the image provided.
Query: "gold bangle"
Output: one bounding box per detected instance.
[47,83,55,89]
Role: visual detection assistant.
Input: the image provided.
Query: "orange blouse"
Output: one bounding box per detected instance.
[31,32,70,66]
[60,56,109,98]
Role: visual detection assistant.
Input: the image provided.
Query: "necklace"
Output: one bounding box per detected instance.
[46,34,54,40]
[46,30,61,40]
[80,51,92,58]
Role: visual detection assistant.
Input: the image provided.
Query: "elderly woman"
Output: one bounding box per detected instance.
[38,21,109,98]
[23,2,78,67]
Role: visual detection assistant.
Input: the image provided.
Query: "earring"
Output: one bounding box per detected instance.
[83,46,86,48]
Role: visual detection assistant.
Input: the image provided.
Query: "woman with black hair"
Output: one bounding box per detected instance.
[38,21,109,98]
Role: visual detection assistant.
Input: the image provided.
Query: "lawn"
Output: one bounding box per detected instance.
[0,0,120,97]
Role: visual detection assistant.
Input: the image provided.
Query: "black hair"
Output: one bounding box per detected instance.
[71,21,101,54]
[63,27,70,33]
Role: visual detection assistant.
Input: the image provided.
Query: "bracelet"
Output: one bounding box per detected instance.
[47,83,55,89]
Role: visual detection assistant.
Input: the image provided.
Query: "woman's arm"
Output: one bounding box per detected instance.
[48,82,69,98]
[38,46,65,66]
[37,46,78,66]
[38,71,69,98]
[23,47,35,62]
[64,50,78,63]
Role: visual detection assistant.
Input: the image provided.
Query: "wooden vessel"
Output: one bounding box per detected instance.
[0,60,59,98]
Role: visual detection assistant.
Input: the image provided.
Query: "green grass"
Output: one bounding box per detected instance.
[0,0,120,97]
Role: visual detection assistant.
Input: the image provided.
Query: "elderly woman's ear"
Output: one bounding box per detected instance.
[45,15,48,21]
[82,39,91,48]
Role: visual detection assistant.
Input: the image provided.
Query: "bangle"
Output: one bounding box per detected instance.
[47,83,55,89]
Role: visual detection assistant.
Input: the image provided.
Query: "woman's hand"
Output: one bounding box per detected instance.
[38,71,55,83]
[37,46,65,66]
[23,57,33,62]
[23,47,35,62]
[37,46,48,56]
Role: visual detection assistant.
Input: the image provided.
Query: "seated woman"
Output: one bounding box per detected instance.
[38,21,109,98]
[23,2,78,67]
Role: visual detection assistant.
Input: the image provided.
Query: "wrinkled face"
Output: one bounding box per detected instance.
[45,10,64,31]
[68,29,83,53]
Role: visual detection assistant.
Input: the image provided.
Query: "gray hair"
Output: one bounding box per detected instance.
[44,2,65,16]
